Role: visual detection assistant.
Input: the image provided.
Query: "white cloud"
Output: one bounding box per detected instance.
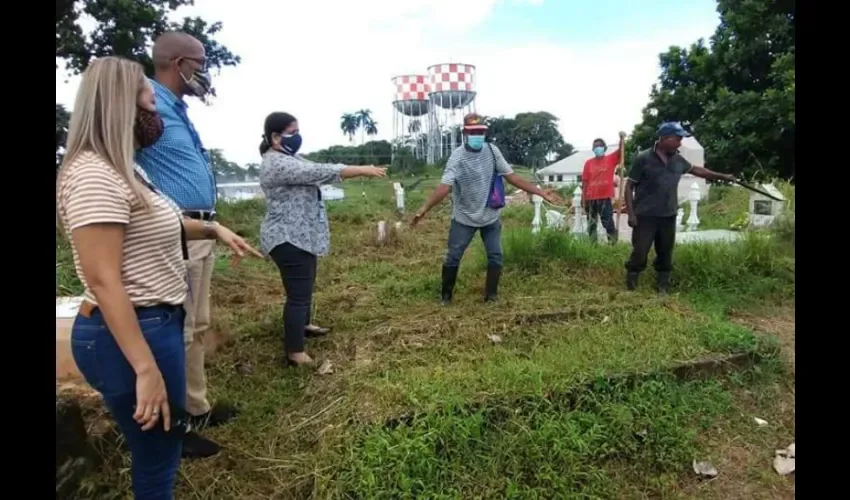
[56,0,717,165]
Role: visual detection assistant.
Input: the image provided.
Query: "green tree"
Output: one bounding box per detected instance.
[354,109,377,145]
[631,0,794,180]
[340,113,358,143]
[485,112,571,167]
[304,140,392,167]
[56,104,71,169]
[56,0,241,168]
[209,149,249,182]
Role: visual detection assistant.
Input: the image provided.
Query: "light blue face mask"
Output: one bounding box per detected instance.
[466,135,485,150]
[593,146,605,157]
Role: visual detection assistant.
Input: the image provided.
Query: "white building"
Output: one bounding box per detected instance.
[536,146,621,187]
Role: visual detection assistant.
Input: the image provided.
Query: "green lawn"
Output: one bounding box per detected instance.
[57,172,795,499]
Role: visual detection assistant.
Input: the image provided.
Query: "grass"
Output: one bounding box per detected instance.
[57,174,795,499]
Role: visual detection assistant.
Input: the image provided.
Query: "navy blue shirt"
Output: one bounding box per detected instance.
[627,144,693,217]
[135,79,216,211]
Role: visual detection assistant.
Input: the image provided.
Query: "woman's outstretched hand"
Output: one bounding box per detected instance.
[361,166,388,178]
[213,224,264,265]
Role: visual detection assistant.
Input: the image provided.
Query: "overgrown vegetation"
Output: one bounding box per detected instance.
[57,173,795,499]
[630,0,795,180]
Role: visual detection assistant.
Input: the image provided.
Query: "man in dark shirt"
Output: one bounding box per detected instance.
[624,122,734,292]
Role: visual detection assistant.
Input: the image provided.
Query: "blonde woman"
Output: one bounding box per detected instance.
[56,56,261,499]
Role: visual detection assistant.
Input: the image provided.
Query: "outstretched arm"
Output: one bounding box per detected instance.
[411,153,459,225]
[261,153,386,187]
[689,165,735,182]
[413,184,452,220]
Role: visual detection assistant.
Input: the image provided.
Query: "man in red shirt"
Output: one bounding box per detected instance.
[581,131,626,243]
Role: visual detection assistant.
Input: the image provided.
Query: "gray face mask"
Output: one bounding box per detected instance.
[181,69,213,103]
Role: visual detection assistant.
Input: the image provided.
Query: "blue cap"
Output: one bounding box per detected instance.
[656,122,691,137]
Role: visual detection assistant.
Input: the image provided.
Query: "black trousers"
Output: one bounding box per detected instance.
[625,215,676,273]
[587,199,617,243]
[269,243,317,353]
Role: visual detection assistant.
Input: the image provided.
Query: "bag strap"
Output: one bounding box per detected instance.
[487,142,498,175]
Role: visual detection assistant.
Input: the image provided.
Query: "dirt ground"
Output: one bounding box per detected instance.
[683,303,796,499]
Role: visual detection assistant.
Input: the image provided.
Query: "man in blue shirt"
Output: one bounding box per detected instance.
[136,32,232,459]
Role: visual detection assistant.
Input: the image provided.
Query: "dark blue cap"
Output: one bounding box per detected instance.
[656,122,691,137]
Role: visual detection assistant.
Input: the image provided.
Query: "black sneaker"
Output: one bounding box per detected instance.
[182,431,221,459]
[189,404,239,430]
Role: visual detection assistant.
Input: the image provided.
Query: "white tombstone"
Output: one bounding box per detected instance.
[748,183,786,228]
[676,208,684,231]
[377,220,387,243]
[686,182,701,231]
[393,182,405,213]
[545,209,566,230]
[531,188,543,234]
[571,186,586,234]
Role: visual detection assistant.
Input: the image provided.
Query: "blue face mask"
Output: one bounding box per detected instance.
[466,135,485,150]
[280,133,302,155]
[593,146,605,157]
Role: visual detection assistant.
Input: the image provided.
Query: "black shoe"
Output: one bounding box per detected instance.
[189,404,239,430]
[626,272,639,291]
[305,325,331,337]
[441,265,459,305]
[656,272,671,294]
[484,266,502,302]
[182,431,221,459]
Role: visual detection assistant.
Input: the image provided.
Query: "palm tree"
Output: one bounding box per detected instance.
[355,109,374,145]
[340,113,358,143]
[365,120,378,138]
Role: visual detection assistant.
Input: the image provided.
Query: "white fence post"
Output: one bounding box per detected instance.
[531,187,543,234]
[686,182,701,231]
[393,182,405,213]
[571,186,585,234]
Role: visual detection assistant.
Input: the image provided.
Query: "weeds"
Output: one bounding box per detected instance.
[56,176,795,499]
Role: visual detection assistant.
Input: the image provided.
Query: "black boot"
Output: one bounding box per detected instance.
[626,272,639,291]
[182,431,222,459]
[441,266,459,305]
[656,272,671,294]
[484,266,502,302]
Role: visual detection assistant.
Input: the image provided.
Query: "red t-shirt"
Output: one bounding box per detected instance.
[581,149,622,200]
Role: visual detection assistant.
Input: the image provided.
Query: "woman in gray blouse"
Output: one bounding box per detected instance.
[259,112,387,367]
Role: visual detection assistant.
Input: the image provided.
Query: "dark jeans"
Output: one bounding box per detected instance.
[444,219,503,268]
[587,199,617,243]
[72,305,186,500]
[270,243,317,353]
[625,215,677,273]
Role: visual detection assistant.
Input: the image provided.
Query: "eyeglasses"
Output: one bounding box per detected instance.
[176,56,208,72]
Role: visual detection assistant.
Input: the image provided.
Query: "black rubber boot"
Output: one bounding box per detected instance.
[626,272,639,291]
[441,266,459,305]
[484,266,502,302]
[656,272,671,294]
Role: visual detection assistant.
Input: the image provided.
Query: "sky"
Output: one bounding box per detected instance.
[55,0,721,166]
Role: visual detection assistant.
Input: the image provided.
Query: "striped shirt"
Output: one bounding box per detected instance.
[57,152,189,307]
[441,143,513,227]
[135,79,216,211]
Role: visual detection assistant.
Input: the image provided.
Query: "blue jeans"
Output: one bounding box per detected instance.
[444,219,503,268]
[71,305,187,500]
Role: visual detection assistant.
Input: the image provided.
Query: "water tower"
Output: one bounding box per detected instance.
[391,74,431,162]
[426,63,477,163]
